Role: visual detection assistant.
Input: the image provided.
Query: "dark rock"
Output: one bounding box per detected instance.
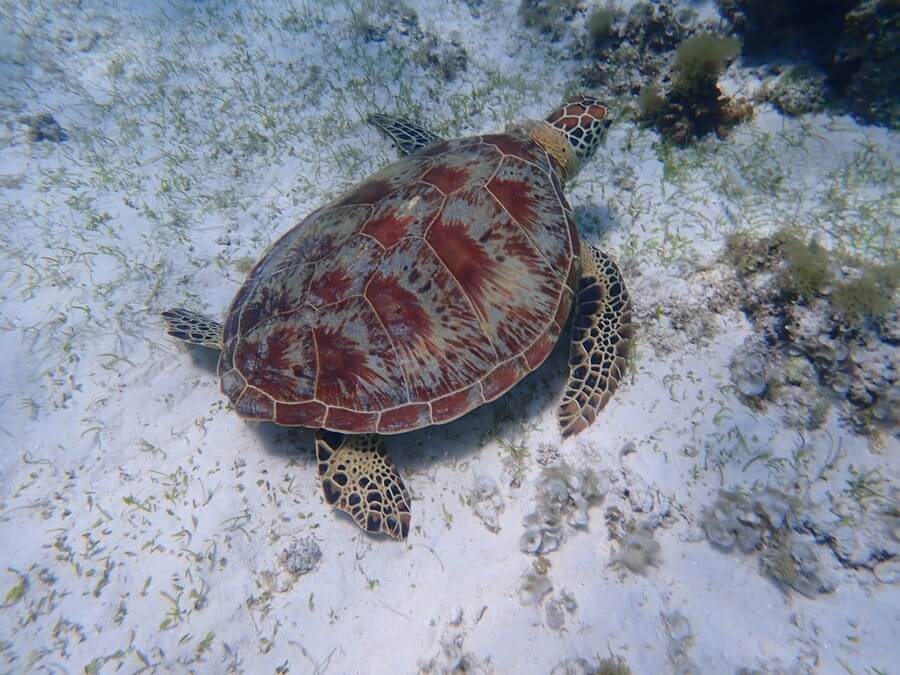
[717,0,900,128]
[833,0,900,128]
[20,113,67,142]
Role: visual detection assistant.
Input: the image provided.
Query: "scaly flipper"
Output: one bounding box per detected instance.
[315,431,411,540]
[558,245,632,437]
[161,308,223,350]
[367,113,443,155]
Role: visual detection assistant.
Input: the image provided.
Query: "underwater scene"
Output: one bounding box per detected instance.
[1,0,898,672]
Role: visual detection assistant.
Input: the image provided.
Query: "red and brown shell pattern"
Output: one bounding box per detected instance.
[217,130,580,434]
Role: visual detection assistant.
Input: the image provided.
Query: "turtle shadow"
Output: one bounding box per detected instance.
[250,423,316,464]
[231,327,573,544]
[180,344,220,373]
[379,333,571,474]
[573,201,624,243]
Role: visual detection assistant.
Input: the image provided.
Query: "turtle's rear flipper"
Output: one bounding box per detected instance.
[367,113,443,155]
[162,308,223,350]
[315,431,411,540]
[558,245,632,438]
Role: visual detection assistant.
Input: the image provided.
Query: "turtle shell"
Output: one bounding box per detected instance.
[217,130,580,434]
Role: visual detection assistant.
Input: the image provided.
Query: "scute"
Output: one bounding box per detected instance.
[488,156,574,273]
[223,130,575,433]
[362,182,444,248]
[367,236,496,401]
[313,297,408,409]
[306,235,382,308]
[427,186,563,360]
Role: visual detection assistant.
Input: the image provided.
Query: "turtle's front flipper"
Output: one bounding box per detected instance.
[315,431,411,540]
[367,113,443,155]
[161,308,223,350]
[558,245,632,438]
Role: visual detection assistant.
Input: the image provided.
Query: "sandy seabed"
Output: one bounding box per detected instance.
[1,1,897,673]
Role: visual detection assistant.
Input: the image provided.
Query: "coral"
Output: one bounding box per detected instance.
[518,0,580,41]
[281,536,322,576]
[259,536,322,593]
[550,656,632,675]
[835,0,900,127]
[413,33,468,81]
[759,532,835,597]
[782,356,816,387]
[873,558,900,584]
[578,1,712,101]
[784,299,899,431]
[469,476,505,532]
[351,2,468,81]
[776,355,830,428]
[586,5,622,51]
[721,230,900,435]
[623,2,694,53]
[801,482,899,581]
[611,527,661,573]
[642,34,752,144]
[879,308,900,344]
[753,487,794,529]
[830,261,900,319]
[520,463,608,555]
[703,489,768,553]
[702,487,794,553]
[847,339,897,407]
[776,233,834,300]
[756,66,828,116]
[703,486,836,597]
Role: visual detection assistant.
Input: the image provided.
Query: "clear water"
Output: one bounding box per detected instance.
[0,1,897,672]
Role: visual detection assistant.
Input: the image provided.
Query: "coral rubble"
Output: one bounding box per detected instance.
[470,476,505,532]
[281,536,322,576]
[722,230,900,436]
[520,463,609,555]
[551,655,632,675]
[702,487,835,597]
[610,528,661,574]
[351,1,468,81]
[518,0,581,41]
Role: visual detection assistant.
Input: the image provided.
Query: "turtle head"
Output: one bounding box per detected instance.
[545,96,612,161]
[528,96,611,181]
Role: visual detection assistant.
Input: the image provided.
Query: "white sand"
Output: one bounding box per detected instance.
[1,1,897,673]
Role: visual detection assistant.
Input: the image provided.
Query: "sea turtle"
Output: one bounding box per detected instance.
[162,96,632,540]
